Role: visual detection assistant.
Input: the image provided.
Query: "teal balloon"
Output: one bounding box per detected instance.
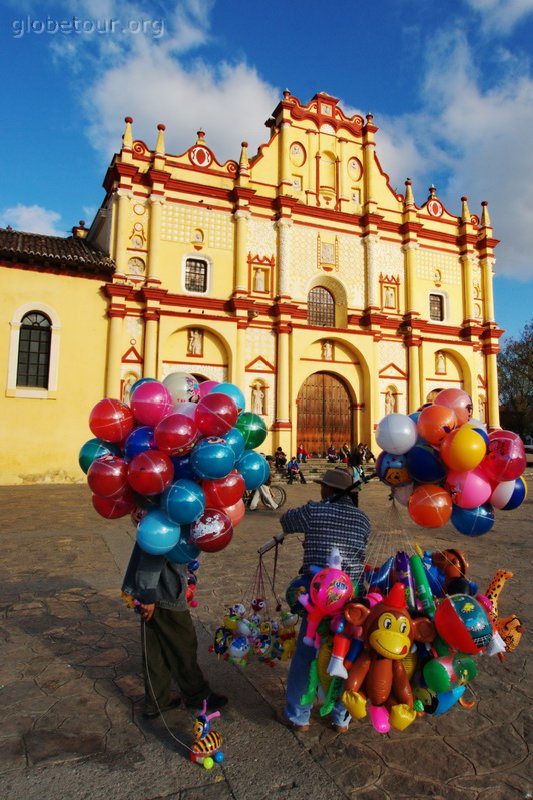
[236,450,270,490]
[161,479,205,524]
[223,427,246,459]
[136,510,180,555]
[166,527,201,563]
[235,412,267,449]
[79,438,121,474]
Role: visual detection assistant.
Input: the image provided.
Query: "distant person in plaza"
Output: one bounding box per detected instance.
[297,443,308,463]
[287,456,307,484]
[326,444,338,463]
[275,447,287,469]
[122,542,228,719]
[340,441,351,462]
[278,467,371,733]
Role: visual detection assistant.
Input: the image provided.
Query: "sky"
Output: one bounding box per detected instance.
[1,0,532,343]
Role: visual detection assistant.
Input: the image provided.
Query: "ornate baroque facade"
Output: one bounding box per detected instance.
[0,91,502,483]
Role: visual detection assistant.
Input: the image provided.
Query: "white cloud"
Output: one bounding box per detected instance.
[0,204,65,236]
[466,0,533,33]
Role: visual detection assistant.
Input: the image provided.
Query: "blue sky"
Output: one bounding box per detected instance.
[1,0,532,342]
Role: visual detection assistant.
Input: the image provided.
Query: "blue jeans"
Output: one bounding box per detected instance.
[284,618,351,727]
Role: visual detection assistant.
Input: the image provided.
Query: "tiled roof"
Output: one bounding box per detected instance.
[0,228,115,275]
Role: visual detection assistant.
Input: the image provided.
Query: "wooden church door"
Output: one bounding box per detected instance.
[296,372,353,457]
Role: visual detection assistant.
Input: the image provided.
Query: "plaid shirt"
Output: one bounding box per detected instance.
[280,497,370,583]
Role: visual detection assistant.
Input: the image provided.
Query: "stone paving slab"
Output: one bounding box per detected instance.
[0,475,532,800]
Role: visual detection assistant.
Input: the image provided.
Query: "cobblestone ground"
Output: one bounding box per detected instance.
[0,473,531,800]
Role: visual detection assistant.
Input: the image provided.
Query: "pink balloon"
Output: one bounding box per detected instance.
[223,499,246,527]
[445,468,492,509]
[130,381,173,426]
[199,380,220,399]
[434,388,474,426]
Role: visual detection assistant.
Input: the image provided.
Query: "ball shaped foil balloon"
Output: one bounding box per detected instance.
[89,398,134,443]
[188,508,234,552]
[163,371,200,406]
[434,388,474,426]
[130,381,173,427]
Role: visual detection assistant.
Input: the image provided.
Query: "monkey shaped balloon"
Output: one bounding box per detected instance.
[298,566,353,648]
[341,583,435,734]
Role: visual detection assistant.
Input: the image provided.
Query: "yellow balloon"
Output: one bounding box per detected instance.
[440,426,487,472]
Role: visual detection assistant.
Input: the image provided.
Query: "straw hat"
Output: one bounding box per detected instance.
[314,468,354,491]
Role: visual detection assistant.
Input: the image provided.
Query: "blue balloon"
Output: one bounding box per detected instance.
[123,426,156,461]
[166,527,201,563]
[209,382,246,413]
[223,427,246,460]
[365,555,395,591]
[406,443,446,484]
[451,502,495,537]
[190,437,236,480]
[136,510,180,554]
[235,450,270,490]
[170,453,197,481]
[79,438,121,474]
[161,479,205,524]
[376,452,411,487]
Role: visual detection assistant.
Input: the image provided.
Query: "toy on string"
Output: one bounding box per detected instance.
[190,700,225,768]
[210,532,300,666]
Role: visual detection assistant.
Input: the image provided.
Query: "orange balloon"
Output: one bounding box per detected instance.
[408,484,453,528]
[440,426,487,472]
[434,388,473,426]
[417,405,457,446]
[223,499,246,527]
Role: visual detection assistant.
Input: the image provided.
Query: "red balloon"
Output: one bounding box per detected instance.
[188,508,233,552]
[87,455,129,498]
[127,450,174,496]
[223,499,246,527]
[92,491,136,519]
[201,471,245,508]
[481,430,526,482]
[89,398,134,443]
[408,484,453,528]
[417,405,457,446]
[195,393,239,437]
[434,388,473,426]
[154,412,199,455]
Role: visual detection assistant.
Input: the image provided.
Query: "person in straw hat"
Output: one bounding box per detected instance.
[276,467,371,733]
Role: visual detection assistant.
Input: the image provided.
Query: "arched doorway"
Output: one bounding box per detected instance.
[296,372,353,457]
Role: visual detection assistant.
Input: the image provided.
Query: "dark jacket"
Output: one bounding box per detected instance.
[122,543,188,611]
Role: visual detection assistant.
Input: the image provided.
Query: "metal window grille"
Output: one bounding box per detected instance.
[16,312,51,388]
[429,293,444,321]
[308,286,335,327]
[185,258,208,292]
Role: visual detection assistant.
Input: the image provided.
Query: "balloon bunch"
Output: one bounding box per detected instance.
[80,374,270,561]
[374,388,528,535]
[210,600,300,667]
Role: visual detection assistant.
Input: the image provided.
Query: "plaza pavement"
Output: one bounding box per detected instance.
[1,471,531,800]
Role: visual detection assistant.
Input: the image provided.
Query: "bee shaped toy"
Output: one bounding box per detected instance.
[190,700,225,768]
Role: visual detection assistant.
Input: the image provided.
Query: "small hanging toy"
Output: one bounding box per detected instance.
[190,700,225,769]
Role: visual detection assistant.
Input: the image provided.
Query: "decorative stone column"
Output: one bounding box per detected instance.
[363,234,379,308]
[233,209,250,292]
[275,217,293,297]
[461,254,475,321]
[105,311,124,397]
[147,195,163,279]
[402,241,419,315]
[143,311,159,379]
[113,191,131,273]
[275,323,291,427]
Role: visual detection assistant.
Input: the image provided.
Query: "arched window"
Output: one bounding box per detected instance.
[308,286,335,327]
[16,312,51,388]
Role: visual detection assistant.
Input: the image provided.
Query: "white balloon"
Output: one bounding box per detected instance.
[376,414,418,455]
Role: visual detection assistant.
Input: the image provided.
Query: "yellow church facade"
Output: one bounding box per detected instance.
[0,91,502,484]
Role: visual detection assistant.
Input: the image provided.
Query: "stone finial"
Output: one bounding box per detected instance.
[480,200,491,228]
[122,116,133,149]
[428,184,437,198]
[461,195,471,222]
[155,123,166,155]
[196,129,206,144]
[239,141,249,169]
[404,178,415,207]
